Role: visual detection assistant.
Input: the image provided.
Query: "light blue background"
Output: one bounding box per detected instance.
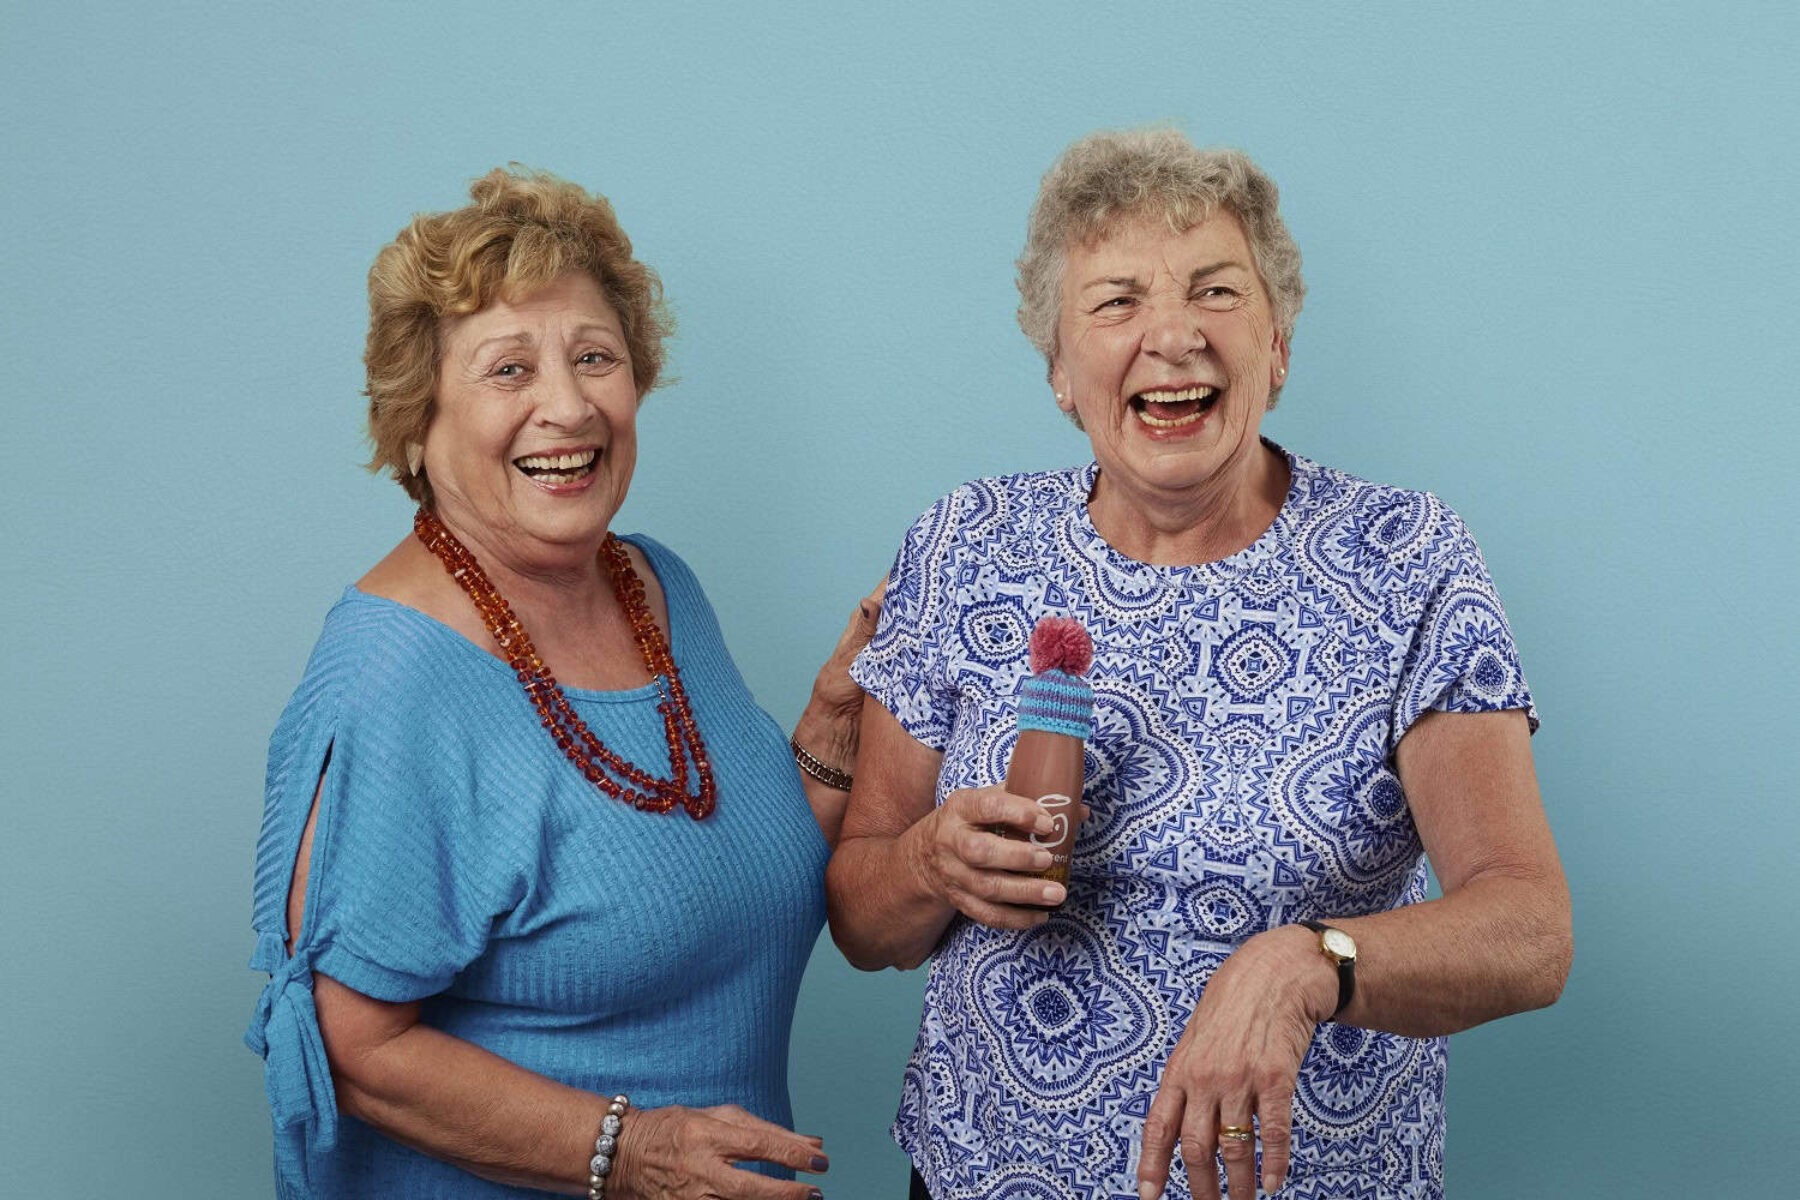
[4,2,1797,1196]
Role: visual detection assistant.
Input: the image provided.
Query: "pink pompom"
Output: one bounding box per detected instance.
[1029,616,1093,676]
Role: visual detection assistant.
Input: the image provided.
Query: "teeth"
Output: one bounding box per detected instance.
[1138,386,1216,403]
[1135,407,1206,429]
[532,470,586,484]
[515,450,597,470]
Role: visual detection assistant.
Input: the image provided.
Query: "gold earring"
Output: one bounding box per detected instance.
[406,442,424,476]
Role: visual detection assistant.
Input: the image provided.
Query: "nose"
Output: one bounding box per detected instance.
[536,360,591,429]
[1141,300,1205,363]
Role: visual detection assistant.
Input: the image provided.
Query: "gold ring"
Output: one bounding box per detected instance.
[1218,1124,1253,1142]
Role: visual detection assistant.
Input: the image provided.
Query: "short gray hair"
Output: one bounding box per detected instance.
[1016,128,1305,391]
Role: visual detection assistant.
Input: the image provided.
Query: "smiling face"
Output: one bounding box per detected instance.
[1052,210,1288,515]
[421,270,639,570]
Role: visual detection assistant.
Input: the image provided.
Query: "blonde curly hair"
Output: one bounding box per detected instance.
[364,166,673,504]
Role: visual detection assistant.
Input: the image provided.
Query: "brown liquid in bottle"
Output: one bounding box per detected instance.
[1004,728,1086,895]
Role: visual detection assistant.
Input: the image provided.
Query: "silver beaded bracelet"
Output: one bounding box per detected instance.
[587,1094,629,1200]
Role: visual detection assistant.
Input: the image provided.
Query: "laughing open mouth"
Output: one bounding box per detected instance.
[513,449,598,484]
[1130,385,1218,429]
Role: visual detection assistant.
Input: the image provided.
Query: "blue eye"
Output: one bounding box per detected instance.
[495,362,525,377]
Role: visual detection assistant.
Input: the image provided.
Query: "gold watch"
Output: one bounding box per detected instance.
[1297,919,1356,1018]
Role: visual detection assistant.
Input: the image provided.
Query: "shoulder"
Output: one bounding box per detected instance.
[903,465,1090,553]
[271,589,498,773]
[618,531,701,595]
[948,465,1088,520]
[1284,452,1486,599]
[615,531,717,625]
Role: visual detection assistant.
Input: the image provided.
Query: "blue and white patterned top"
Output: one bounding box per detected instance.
[850,445,1535,1200]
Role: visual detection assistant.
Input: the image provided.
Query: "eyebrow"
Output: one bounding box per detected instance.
[468,332,533,356]
[1078,260,1252,294]
[1080,275,1145,294]
[1188,259,1251,281]
[466,324,619,356]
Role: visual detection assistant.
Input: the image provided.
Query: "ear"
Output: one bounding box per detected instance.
[1050,358,1075,415]
[1269,332,1290,390]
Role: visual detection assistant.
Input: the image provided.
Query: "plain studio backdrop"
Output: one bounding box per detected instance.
[3,2,1796,1196]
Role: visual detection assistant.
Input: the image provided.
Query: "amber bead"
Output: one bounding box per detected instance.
[414,509,716,819]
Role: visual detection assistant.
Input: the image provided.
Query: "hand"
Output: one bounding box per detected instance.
[796,577,887,771]
[905,785,1070,929]
[1136,927,1336,1200]
[810,577,886,718]
[612,1104,827,1200]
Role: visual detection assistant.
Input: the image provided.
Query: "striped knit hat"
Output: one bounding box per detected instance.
[1017,617,1094,740]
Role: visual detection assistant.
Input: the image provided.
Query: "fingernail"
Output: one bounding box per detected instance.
[810,1153,830,1171]
[810,1190,824,1200]
[1033,850,1053,869]
[1042,884,1065,905]
[1138,1183,1157,1200]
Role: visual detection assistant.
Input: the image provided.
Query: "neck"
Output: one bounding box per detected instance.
[429,507,614,625]
[1089,440,1289,566]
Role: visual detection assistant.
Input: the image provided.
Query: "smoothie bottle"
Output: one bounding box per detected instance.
[1004,616,1094,894]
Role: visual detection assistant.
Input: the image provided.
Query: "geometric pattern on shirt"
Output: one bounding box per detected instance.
[851,446,1534,1200]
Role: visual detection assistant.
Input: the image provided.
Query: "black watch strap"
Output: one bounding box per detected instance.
[1297,919,1354,1018]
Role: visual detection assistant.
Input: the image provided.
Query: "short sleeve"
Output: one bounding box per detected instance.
[1391,512,1538,748]
[245,608,519,1176]
[296,685,511,1000]
[850,491,964,751]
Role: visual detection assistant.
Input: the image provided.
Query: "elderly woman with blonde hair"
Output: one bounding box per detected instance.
[828,129,1572,1200]
[246,167,874,1199]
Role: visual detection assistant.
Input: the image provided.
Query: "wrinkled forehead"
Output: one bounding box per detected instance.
[1069,197,1244,257]
[438,269,620,350]
[1061,208,1256,292]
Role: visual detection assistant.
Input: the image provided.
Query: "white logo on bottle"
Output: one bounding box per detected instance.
[1030,792,1072,851]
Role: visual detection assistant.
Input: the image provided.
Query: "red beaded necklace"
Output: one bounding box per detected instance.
[414,508,716,819]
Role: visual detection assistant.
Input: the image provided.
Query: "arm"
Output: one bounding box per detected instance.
[825,698,1067,971]
[285,789,828,1199]
[789,580,886,847]
[1137,708,1572,1200]
[1294,706,1572,1033]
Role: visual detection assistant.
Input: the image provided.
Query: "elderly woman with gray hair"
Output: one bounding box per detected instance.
[827,129,1572,1200]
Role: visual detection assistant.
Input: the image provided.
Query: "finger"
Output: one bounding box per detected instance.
[939,844,1065,909]
[1216,1101,1256,1200]
[959,787,1058,838]
[859,578,887,625]
[703,1109,831,1175]
[951,825,1053,875]
[1180,1102,1221,1200]
[710,1160,827,1200]
[1256,1081,1295,1196]
[1138,1079,1185,1200]
[947,887,1054,931]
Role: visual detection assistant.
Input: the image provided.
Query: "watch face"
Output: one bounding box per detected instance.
[1322,928,1357,960]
